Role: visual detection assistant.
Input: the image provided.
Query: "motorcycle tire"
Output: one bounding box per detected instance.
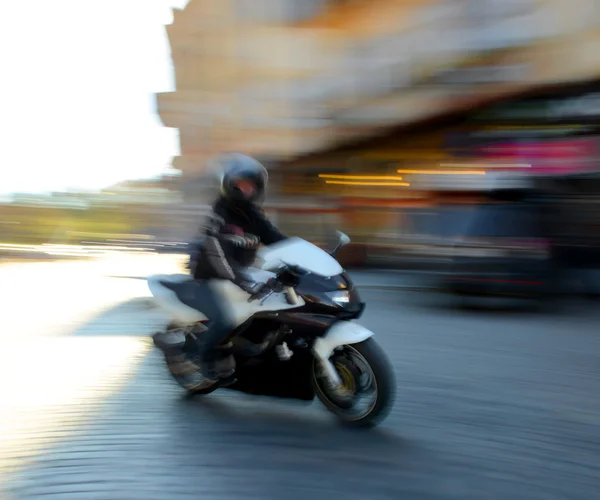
[312,338,396,428]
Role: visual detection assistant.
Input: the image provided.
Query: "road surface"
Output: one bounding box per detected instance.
[1,255,599,499]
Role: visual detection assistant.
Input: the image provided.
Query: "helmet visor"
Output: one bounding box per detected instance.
[231,177,257,199]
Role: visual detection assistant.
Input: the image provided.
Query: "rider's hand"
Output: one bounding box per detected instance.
[242,234,260,249]
[224,234,261,249]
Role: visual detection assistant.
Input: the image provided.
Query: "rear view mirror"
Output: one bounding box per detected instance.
[330,231,351,256]
[337,231,351,246]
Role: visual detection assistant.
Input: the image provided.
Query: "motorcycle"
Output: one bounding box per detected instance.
[148,231,396,428]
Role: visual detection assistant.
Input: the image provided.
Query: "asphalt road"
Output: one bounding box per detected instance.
[1,256,600,499]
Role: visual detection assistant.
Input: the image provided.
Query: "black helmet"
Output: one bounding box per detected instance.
[215,153,268,205]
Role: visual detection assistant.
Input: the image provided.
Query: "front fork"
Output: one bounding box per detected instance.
[316,355,343,387]
[312,320,374,389]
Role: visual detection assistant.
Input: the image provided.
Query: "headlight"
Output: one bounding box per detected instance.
[325,290,351,305]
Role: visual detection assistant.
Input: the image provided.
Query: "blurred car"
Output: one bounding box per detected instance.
[441,192,554,300]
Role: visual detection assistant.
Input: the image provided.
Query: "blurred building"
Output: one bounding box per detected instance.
[159,0,600,167]
[0,176,204,246]
[157,0,600,264]
[102,178,183,205]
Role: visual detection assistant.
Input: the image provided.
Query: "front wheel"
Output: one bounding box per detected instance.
[312,338,396,428]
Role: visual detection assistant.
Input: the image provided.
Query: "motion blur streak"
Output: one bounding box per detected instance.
[318,175,405,181]
[325,180,411,187]
[396,169,487,175]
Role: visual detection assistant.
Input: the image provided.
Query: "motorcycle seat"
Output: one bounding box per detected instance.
[160,279,203,311]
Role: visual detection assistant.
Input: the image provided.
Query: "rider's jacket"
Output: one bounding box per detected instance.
[190,196,287,291]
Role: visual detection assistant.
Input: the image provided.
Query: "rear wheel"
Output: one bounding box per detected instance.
[155,328,219,395]
[312,338,396,428]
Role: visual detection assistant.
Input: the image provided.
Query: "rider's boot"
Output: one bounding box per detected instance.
[153,327,218,389]
[195,339,236,386]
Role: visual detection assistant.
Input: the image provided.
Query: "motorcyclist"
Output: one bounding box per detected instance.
[159,153,287,389]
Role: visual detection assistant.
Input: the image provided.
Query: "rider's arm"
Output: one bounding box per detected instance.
[186,227,206,273]
[251,207,287,245]
[203,214,259,293]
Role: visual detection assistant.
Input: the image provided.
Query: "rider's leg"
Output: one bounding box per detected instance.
[189,280,236,380]
[154,279,235,384]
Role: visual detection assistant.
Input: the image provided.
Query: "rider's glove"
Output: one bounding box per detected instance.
[224,233,261,249]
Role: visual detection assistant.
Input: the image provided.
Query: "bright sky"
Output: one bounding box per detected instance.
[0,0,189,195]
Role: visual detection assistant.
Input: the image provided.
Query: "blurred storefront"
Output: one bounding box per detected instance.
[158,0,575,174]
[157,0,600,266]
[278,81,600,264]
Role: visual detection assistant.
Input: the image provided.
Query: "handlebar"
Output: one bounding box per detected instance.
[248,278,278,303]
[247,263,305,303]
